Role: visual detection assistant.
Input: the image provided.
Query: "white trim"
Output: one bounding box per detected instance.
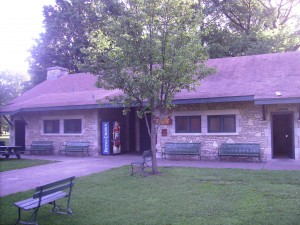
[171,109,241,136]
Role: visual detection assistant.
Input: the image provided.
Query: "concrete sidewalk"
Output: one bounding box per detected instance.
[1,155,299,197]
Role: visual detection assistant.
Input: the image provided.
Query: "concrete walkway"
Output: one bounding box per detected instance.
[1,154,300,197]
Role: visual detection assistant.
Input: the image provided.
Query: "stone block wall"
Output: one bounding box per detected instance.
[157,102,300,161]
[11,109,100,156]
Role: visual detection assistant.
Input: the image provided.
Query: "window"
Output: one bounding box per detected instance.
[175,116,201,133]
[64,119,82,133]
[44,120,60,134]
[208,115,236,133]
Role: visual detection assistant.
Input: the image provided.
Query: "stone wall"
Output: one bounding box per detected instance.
[157,102,300,161]
[9,102,300,160]
[11,109,99,156]
[265,104,300,160]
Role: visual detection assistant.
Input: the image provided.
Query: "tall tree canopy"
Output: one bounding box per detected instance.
[0,71,28,134]
[28,0,101,86]
[29,0,300,85]
[0,71,28,106]
[81,0,213,174]
[202,0,300,57]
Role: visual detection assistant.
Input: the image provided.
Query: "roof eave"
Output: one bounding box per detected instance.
[254,97,300,105]
[0,103,123,115]
[172,95,254,104]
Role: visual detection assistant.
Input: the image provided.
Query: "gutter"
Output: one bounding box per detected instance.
[254,97,300,105]
[1,96,300,116]
[172,95,254,104]
[0,103,123,116]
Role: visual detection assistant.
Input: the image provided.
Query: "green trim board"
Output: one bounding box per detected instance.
[254,97,300,105]
[1,95,300,116]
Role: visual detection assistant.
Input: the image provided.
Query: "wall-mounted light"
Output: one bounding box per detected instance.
[275,91,282,96]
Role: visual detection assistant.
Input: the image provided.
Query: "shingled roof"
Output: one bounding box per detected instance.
[175,51,300,104]
[1,51,300,115]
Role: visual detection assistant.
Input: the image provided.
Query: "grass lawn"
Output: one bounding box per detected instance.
[1,167,300,225]
[0,158,58,172]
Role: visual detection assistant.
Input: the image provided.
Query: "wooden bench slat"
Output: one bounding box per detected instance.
[162,143,201,160]
[35,177,75,191]
[219,143,260,161]
[60,142,90,156]
[131,150,152,175]
[13,176,75,225]
[15,191,68,210]
[26,141,53,155]
[34,184,74,198]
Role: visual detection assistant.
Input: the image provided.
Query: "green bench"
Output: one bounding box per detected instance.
[131,150,152,175]
[14,176,75,225]
[26,141,53,154]
[219,143,261,161]
[162,143,201,160]
[60,141,90,156]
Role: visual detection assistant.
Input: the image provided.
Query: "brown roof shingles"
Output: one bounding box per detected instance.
[1,52,300,114]
[176,51,300,100]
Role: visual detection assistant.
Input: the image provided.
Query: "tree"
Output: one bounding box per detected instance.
[82,0,213,174]
[29,0,300,89]
[0,71,28,134]
[201,0,300,57]
[28,0,101,86]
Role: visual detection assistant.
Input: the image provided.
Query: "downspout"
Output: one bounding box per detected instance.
[262,105,266,121]
[3,115,14,127]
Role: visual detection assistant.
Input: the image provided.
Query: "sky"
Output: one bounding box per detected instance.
[0,0,55,74]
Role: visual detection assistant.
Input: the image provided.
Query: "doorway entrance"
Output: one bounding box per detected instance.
[272,113,294,159]
[139,114,151,152]
[15,120,26,151]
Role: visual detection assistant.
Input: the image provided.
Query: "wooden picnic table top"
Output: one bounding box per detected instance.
[0,146,23,149]
[0,146,24,159]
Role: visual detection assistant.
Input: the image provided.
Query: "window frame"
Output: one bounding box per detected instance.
[43,119,60,134]
[42,116,83,135]
[63,119,82,134]
[175,116,201,133]
[207,114,236,133]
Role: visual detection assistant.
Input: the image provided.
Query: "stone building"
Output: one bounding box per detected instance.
[1,52,300,161]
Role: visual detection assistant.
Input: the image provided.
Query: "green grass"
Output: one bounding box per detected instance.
[1,167,300,225]
[0,158,58,172]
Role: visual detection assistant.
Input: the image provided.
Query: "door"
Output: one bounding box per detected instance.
[15,120,26,151]
[139,114,151,152]
[272,113,294,159]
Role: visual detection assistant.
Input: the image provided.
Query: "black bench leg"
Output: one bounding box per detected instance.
[14,207,21,225]
[131,163,144,176]
[66,196,73,214]
[50,199,73,215]
[15,207,39,225]
[131,163,136,175]
[30,208,39,225]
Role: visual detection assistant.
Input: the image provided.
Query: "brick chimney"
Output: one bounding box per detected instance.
[46,66,68,80]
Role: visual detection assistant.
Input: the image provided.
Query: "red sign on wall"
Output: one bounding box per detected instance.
[161,129,168,136]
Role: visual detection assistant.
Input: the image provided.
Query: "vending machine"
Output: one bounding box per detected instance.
[101,121,121,155]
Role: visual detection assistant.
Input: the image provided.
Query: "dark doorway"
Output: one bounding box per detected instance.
[15,120,26,151]
[99,108,135,154]
[272,113,294,159]
[139,114,151,152]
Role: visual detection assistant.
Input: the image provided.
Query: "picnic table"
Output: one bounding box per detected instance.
[0,146,24,159]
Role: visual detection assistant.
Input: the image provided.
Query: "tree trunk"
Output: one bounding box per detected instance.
[150,114,159,174]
